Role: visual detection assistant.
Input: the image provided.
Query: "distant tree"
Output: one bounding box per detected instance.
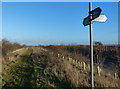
[38,44,43,46]
[94,41,103,46]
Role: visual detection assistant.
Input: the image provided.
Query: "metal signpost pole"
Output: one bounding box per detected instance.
[89,2,94,89]
[83,2,107,88]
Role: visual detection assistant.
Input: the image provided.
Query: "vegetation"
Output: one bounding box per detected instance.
[94,41,103,46]
[1,40,120,88]
[2,48,34,87]
[2,39,23,57]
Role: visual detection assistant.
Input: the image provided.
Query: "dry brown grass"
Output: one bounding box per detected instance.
[2,45,119,88]
[44,45,119,87]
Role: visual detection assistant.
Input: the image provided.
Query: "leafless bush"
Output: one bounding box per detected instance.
[2,39,22,57]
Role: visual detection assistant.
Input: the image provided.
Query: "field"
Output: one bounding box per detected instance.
[1,40,120,88]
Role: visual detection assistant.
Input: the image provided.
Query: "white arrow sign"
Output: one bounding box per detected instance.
[93,14,107,22]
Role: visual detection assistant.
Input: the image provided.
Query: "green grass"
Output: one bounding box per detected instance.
[2,48,34,87]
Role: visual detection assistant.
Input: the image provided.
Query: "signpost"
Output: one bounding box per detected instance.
[89,2,94,88]
[83,2,107,89]
[83,13,107,26]
[89,7,102,20]
[93,14,107,22]
[83,15,91,26]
